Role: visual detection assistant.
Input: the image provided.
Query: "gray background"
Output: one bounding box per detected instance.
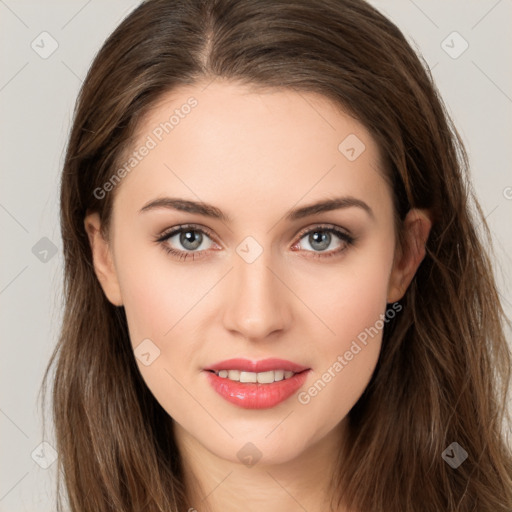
[1,1,511,510]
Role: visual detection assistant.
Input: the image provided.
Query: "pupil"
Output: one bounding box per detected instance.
[310,231,330,251]
[181,230,202,250]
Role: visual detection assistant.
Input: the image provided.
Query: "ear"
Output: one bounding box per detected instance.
[387,208,432,303]
[84,211,123,306]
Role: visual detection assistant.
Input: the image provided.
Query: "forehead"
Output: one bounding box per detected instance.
[112,79,390,222]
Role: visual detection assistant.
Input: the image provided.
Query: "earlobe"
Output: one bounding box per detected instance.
[83,211,123,306]
[387,208,432,303]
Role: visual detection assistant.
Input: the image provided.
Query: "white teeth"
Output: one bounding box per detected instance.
[228,369,240,380]
[240,371,257,383]
[215,369,297,383]
[256,371,274,384]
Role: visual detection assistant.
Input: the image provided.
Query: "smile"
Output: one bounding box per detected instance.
[203,358,310,409]
[210,369,296,383]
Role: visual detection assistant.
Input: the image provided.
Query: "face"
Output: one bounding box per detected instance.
[85,79,430,467]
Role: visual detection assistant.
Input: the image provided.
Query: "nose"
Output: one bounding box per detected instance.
[221,249,292,341]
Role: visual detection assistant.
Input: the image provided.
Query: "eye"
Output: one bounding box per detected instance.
[154,224,218,261]
[154,223,355,262]
[292,224,355,259]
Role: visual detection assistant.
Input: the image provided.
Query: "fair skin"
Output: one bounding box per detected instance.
[84,79,431,512]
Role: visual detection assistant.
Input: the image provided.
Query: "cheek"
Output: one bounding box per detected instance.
[115,245,202,412]
[293,236,394,422]
[303,233,395,351]
[115,240,207,345]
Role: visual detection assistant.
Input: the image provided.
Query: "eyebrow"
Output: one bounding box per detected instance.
[138,196,374,222]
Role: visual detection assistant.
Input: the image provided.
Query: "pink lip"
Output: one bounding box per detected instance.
[204,357,309,373]
[203,358,311,409]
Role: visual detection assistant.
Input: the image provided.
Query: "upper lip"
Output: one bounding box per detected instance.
[204,358,309,373]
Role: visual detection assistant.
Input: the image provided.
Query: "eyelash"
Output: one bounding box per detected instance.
[154,223,355,262]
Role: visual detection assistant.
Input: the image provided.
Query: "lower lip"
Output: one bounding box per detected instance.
[204,370,310,409]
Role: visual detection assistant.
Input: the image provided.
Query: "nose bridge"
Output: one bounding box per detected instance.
[221,243,291,340]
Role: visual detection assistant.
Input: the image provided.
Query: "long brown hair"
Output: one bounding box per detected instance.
[41,0,512,510]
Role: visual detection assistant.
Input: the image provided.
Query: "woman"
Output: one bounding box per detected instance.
[41,0,512,510]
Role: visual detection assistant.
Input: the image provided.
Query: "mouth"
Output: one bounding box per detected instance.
[203,358,311,409]
[206,368,304,384]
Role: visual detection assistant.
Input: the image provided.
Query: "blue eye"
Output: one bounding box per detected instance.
[155,224,217,261]
[292,225,355,259]
[155,223,355,262]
